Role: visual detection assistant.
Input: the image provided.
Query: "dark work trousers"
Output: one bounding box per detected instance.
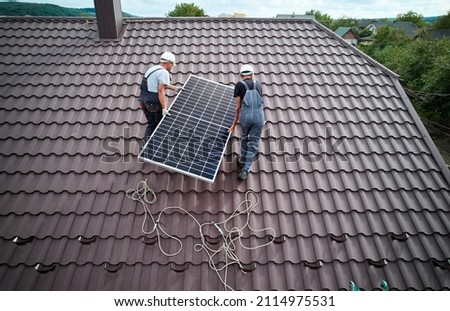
[239,123,264,172]
[239,105,265,172]
[140,91,162,144]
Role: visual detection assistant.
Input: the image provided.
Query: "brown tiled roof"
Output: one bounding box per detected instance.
[0,16,449,291]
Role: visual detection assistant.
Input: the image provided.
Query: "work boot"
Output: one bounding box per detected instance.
[238,170,249,181]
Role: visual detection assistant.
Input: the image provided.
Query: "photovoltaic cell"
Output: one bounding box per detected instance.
[138,75,235,182]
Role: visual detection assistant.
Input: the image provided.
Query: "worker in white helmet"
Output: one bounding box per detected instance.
[139,51,180,144]
[229,64,265,181]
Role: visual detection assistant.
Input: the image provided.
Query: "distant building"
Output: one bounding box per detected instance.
[357,19,379,28]
[218,12,246,18]
[335,27,358,45]
[358,36,374,45]
[357,20,420,45]
[276,13,316,20]
[370,21,419,38]
[233,12,246,18]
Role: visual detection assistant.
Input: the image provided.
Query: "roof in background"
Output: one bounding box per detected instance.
[0,16,449,291]
[357,19,378,28]
[335,26,353,37]
[366,21,420,38]
[388,21,420,37]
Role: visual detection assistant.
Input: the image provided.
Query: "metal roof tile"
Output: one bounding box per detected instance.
[3,189,447,216]
[2,260,448,290]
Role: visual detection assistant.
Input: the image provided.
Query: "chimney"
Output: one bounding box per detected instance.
[94,0,123,40]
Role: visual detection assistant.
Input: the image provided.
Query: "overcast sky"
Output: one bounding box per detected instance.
[23,0,449,18]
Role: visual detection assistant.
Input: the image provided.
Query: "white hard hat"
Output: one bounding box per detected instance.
[160,51,176,65]
[240,64,254,75]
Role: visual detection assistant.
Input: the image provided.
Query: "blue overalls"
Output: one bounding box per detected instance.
[239,80,265,173]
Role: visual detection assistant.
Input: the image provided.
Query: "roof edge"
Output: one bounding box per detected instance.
[392,78,450,182]
[309,19,399,79]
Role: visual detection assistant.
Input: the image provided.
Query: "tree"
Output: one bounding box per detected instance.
[420,39,450,123]
[358,27,372,38]
[331,16,357,31]
[305,10,333,29]
[358,17,450,125]
[396,10,424,27]
[371,26,411,50]
[433,10,450,29]
[167,3,206,17]
[364,37,450,124]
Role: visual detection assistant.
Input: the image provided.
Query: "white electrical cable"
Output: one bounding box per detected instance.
[126,179,158,235]
[126,180,277,291]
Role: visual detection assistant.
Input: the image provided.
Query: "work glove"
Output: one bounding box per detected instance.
[176,86,184,93]
[162,108,170,117]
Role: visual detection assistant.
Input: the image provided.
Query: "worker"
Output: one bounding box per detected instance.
[139,51,179,145]
[228,64,265,181]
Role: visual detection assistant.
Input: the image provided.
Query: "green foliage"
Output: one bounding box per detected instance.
[396,10,425,27]
[371,45,408,74]
[167,3,206,17]
[433,10,450,29]
[363,34,450,124]
[420,39,450,121]
[330,16,358,31]
[305,9,333,29]
[358,27,373,38]
[366,26,411,54]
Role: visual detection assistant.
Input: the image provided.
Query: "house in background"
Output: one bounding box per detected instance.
[358,20,420,44]
[383,21,419,38]
[218,13,247,18]
[0,0,449,291]
[232,12,246,18]
[335,27,359,45]
[357,19,379,28]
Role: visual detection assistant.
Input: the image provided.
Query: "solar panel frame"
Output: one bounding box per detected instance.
[138,75,235,183]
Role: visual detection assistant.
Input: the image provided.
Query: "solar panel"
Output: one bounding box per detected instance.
[138,75,235,183]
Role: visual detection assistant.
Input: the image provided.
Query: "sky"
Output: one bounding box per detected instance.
[21,0,449,18]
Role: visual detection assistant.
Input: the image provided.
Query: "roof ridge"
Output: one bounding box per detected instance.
[0,16,318,22]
